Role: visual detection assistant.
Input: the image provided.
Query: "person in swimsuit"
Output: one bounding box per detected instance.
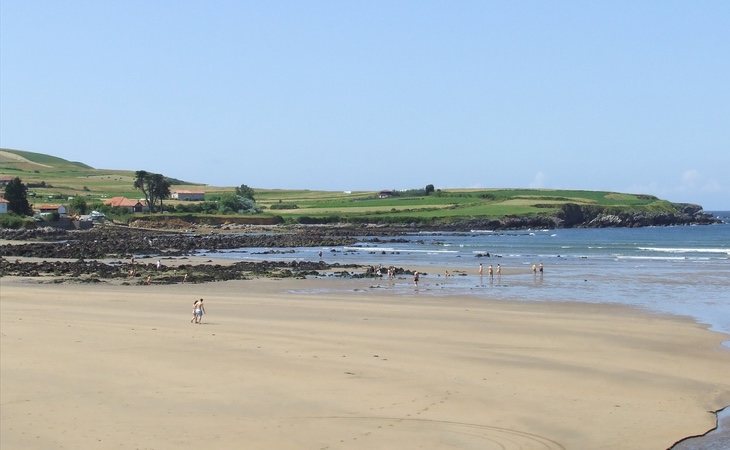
[191,298,206,324]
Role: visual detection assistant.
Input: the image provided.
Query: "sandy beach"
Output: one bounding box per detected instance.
[1,276,728,449]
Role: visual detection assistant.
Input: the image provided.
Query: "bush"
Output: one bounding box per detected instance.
[270,203,298,210]
[0,213,32,229]
[297,215,342,224]
[397,189,427,197]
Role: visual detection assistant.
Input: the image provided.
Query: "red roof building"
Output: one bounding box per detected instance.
[104,197,147,212]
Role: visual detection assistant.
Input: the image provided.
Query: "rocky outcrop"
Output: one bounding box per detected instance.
[556,203,719,228]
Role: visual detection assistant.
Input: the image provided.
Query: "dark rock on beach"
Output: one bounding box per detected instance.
[0,226,359,259]
[0,257,382,285]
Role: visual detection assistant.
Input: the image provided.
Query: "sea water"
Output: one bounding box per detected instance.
[199,212,730,340]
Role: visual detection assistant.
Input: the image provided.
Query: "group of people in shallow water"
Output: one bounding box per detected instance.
[478,262,544,278]
[415,262,545,287]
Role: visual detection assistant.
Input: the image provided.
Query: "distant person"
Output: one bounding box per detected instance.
[318,250,323,260]
[156,260,161,270]
[496,264,502,276]
[145,275,151,285]
[532,264,537,274]
[488,265,493,278]
[191,298,206,324]
[539,262,544,273]
[413,271,420,286]
[479,263,483,276]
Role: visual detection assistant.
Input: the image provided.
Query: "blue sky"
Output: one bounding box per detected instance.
[1,1,728,209]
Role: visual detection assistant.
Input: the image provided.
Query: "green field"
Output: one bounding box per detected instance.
[1,148,679,223]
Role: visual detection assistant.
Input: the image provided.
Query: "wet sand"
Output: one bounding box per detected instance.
[1,276,728,449]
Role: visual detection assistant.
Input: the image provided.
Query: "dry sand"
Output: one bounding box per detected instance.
[1,276,728,449]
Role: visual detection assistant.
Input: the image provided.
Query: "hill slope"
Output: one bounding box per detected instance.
[1,149,92,171]
[0,148,198,199]
[0,149,717,227]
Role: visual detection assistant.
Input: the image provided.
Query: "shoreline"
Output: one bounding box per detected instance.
[2,277,728,449]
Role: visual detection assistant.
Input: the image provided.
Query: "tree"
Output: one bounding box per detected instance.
[133,171,152,211]
[149,173,171,212]
[133,171,171,213]
[4,177,33,216]
[218,193,245,213]
[425,184,435,195]
[235,184,255,201]
[68,197,89,215]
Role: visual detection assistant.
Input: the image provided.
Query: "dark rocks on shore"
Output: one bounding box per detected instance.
[0,257,398,284]
[0,226,359,259]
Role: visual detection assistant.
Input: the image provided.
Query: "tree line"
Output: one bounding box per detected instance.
[2,172,257,219]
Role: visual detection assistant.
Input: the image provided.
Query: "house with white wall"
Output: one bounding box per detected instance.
[171,190,205,201]
[35,204,68,217]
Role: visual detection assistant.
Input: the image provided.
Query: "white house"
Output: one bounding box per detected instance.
[171,190,205,201]
[0,198,8,214]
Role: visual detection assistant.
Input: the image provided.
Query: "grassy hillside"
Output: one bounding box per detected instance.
[0,148,206,200]
[1,148,682,224]
[255,188,675,223]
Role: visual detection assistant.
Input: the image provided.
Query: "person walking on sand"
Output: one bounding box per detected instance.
[191,298,206,324]
[539,262,544,273]
[488,264,493,278]
[479,263,483,276]
[496,264,502,277]
[413,271,420,287]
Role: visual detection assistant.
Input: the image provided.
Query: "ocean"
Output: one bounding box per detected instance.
[199,212,730,342]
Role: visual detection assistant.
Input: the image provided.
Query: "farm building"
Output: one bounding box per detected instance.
[0,176,14,187]
[104,197,147,213]
[35,204,67,217]
[171,190,205,201]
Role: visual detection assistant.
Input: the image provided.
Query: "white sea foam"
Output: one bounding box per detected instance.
[638,247,730,255]
[343,246,458,254]
[617,255,687,261]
